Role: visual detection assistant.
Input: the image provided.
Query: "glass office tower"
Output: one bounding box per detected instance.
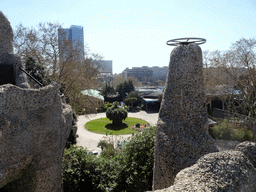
[58,25,84,61]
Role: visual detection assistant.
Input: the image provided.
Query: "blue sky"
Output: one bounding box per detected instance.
[2,0,256,74]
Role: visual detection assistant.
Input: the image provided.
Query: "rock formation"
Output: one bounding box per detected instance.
[153,43,218,190]
[0,11,29,88]
[235,141,256,168]
[0,83,72,191]
[154,150,256,192]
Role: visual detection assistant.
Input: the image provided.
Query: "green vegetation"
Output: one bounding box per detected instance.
[116,80,135,99]
[97,102,112,113]
[101,83,116,97]
[24,57,51,87]
[84,117,149,135]
[106,103,128,125]
[209,119,253,142]
[124,90,142,108]
[62,126,156,192]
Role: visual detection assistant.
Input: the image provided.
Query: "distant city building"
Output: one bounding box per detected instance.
[96,60,113,83]
[121,66,168,82]
[151,66,169,82]
[122,66,153,82]
[58,25,84,61]
[98,60,113,75]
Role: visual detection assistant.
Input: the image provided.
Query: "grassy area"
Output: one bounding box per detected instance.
[209,119,253,142]
[84,117,149,135]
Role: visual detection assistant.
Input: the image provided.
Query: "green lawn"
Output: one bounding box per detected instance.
[84,117,149,135]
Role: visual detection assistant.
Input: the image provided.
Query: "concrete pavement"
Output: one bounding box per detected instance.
[76,111,159,154]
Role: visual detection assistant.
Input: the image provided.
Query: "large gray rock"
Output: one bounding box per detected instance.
[153,44,218,190]
[235,141,256,168]
[0,11,29,88]
[0,83,72,191]
[0,11,13,55]
[154,150,256,192]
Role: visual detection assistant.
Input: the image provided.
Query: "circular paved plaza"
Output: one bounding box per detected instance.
[76,111,159,154]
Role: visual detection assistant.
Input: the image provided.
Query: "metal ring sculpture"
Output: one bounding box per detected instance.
[166,37,206,46]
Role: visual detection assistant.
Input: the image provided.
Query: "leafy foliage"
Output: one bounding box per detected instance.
[125,90,142,108]
[209,119,253,142]
[106,103,128,125]
[62,145,119,192]
[116,80,135,99]
[101,83,116,97]
[24,57,51,87]
[65,112,79,149]
[114,126,156,192]
[14,22,102,114]
[204,37,256,118]
[62,126,156,192]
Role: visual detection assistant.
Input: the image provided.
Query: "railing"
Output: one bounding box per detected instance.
[20,67,43,87]
[20,67,64,98]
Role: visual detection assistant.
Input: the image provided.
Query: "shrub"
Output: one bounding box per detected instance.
[97,139,118,158]
[106,103,128,125]
[125,90,142,107]
[114,126,156,192]
[62,145,119,192]
[65,112,78,149]
[125,97,137,108]
[63,127,156,192]
[209,119,253,142]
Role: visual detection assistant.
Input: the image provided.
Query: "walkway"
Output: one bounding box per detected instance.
[76,111,159,154]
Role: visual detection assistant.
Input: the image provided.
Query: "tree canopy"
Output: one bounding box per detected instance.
[204,37,256,117]
[13,22,103,114]
[116,80,135,99]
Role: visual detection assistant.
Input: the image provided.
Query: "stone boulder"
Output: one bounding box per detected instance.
[0,11,29,88]
[154,150,256,192]
[235,141,256,168]
[0,82,72,191]
[153,44,218,190]
[0,11,13,55]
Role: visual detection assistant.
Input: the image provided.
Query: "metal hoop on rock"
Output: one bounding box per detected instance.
[166,37,206,46]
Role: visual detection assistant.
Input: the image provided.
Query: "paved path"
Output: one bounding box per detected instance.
[76,111,159,154]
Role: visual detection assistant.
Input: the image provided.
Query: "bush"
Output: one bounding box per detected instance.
[97,139,118,159]
[97,102,112,113]
[65,112,78,149]
[106,103,128,125]
[62,126,156,192]
[125,97,137,108]
[125,90,142,107]
[62,145,119,192]
[209,119,253,142]
[114,126,156,192]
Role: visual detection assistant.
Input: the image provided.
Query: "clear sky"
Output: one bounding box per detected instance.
[2,0,256,74]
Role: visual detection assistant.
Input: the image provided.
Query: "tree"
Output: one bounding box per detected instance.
[203,37,256,117]
[24,57,51,87]
[112,75,125,88]
[124,97,137,108]
[101,83,115,97]
[155,79,165,86]
[125,90,142,107]
[106,102,128,125]
[116,80,135,100]
[13,22,102,114]
[127,76,142,87]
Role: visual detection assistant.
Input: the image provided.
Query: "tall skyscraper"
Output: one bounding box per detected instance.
[58,25,84,61]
